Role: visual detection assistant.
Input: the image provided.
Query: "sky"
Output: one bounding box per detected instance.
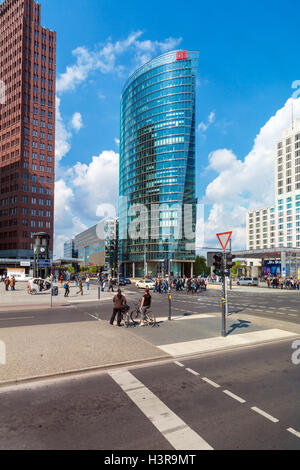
[37,0,300,256]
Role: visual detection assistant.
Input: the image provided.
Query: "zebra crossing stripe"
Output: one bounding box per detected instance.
[109,369,213,450]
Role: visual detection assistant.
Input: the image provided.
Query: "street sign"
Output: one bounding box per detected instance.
[37,259,51,267]
[216,232,232,251]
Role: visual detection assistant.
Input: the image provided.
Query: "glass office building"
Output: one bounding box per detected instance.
[119,50,199,278]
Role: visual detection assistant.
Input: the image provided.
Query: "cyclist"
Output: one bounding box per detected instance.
[139,288,152,326]
[110,289,127,327]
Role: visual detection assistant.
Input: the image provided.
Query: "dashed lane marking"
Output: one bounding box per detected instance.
[202,377,221,388]
[223,390,246,404]
[109,369,213,450]
[287,427,300,439]
[174,361,184,367]
[251,407,279,423]
[186,368,199,376]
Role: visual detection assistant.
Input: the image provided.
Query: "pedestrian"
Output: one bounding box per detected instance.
[139,288,152,326]
[64,280,70,297]
[86,275,90,291]
[77,277,83,295]
[110,289,126,327]
[10,276,15,291]
[4,276,10,291]
[108,278,114,292]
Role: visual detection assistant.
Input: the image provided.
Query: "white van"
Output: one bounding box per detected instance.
[237,277,259,286]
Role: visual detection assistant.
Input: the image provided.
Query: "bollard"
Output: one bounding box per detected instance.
[168,294,172,321]
[98,285,101,301]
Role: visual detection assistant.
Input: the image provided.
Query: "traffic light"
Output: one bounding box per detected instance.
[225,254,236,270]
[213,253,223,275]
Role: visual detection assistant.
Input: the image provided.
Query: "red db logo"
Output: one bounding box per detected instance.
[176,51,188,60]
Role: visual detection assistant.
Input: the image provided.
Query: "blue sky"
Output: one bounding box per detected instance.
[39,0,300,255]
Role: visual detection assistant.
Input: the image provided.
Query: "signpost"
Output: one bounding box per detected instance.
[216,232,232,338]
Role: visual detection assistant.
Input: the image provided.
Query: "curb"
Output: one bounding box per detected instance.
[0,354,170,390]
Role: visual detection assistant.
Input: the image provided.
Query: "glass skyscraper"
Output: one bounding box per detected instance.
[119,50,199,278]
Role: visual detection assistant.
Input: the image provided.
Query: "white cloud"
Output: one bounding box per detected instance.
[56,32,183,93]
[201,97,300,249]
[53,150,119,258]
[198,111,216,133]
[71,112,83,132]
[55,97,71,163]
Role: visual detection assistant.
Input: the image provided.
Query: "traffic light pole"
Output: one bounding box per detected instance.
[222,252,227,337]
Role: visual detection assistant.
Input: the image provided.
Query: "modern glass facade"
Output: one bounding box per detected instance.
[119,50,199,277]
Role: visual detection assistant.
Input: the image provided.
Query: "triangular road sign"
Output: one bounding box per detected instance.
[216,231,232,251]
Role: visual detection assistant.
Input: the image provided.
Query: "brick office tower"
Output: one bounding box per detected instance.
[0,0,56,259]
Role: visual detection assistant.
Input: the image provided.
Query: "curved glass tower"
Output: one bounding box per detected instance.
[119,50,199,278]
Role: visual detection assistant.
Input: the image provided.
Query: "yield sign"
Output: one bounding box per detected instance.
[216,232,232,251]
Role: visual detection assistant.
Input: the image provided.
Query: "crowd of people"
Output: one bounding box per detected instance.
[265,277,300,289]
[153,276,208,294]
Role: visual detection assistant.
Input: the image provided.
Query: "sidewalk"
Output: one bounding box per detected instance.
[0,284,127,312]
[0,304,299,386]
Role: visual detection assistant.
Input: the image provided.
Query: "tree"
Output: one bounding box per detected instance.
[231,260,242,278]
[194,256,210,276]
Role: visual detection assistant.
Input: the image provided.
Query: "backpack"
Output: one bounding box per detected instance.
[64,283,67,289]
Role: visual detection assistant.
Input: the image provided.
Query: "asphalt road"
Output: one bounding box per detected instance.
[0,284,299,329]
[0,339,299,450]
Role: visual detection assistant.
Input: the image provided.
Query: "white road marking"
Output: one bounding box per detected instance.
[202,377,221,388]
[157,329,297,357]
[174,361,184,367]
[251,407,279,423]
[0,316,34,321]
[87,313,101,321]
[109,369,213,450]
[287,427,300,439]
[223,390,246,403]
[186,368,199,376]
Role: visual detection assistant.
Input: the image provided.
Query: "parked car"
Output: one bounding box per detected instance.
[135,279,155,289]
[237,277,259,286]
[122,278,131,285]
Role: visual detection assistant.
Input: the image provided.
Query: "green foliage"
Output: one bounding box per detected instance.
[231,260,242,277]
[194,256,210,276]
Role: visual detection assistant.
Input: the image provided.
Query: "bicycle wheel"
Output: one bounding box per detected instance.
[123,312,130,328]
[145,311,156,327]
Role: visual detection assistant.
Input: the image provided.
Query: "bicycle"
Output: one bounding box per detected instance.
[129,301,158,327]
[120,304,133,328]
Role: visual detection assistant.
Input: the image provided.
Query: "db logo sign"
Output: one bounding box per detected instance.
[176,51,188,60]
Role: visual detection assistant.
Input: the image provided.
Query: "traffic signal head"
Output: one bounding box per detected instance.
[213,253,223,275]
[226,254,236,270]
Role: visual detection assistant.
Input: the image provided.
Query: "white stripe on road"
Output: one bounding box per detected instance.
[174,361,184,367]
[202,377,221,388]
[251,407,279,423]
[109,369,213,450]
[223,390,246,404]
[287,427,300,439]
[186,368,199,376]
[0,316,34,321]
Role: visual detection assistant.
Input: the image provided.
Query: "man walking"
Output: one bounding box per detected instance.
[77,277,83,295]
